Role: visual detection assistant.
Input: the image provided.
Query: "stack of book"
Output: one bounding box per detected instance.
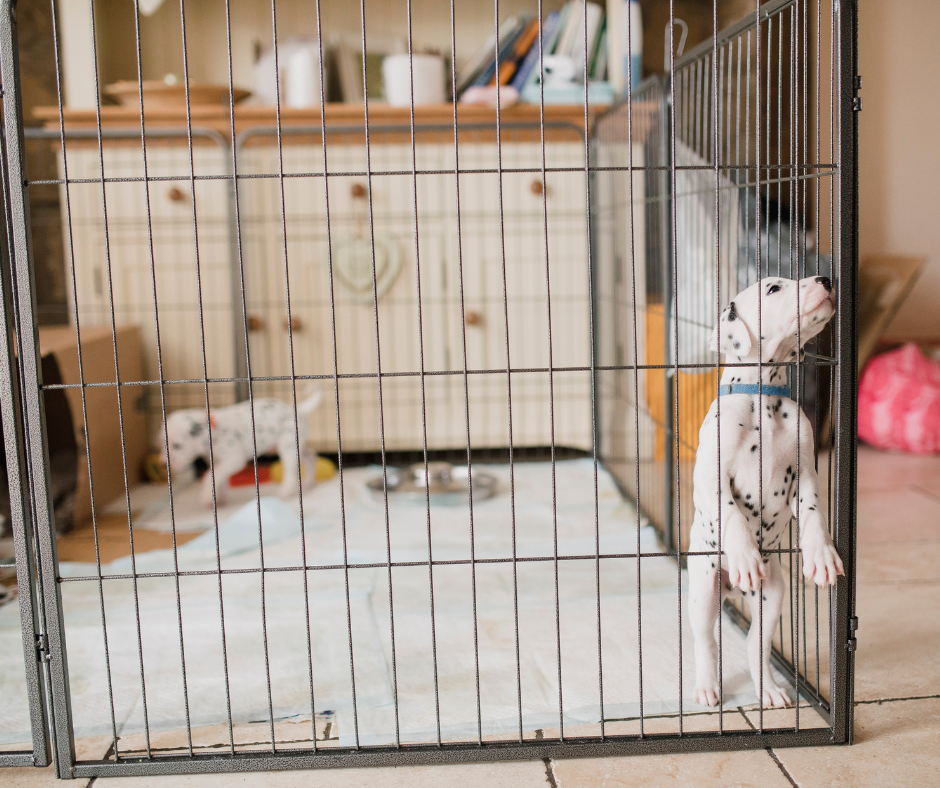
[456,1,614,105]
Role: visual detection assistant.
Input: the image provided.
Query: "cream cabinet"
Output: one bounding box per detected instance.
[60,132,606,454]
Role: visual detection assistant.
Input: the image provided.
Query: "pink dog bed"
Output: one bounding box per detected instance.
[858,343,940,454]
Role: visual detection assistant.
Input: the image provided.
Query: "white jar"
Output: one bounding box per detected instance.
[382,54,446,107]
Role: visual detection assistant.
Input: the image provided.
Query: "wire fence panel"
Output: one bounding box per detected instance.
[0,0,857,776]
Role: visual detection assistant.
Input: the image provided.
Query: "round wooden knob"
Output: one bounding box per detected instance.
[530,180,544,196]
[465,310,483,326]
[167,186,187,202]
[283,316,303,332]
[247,315,265,332]
[350,183,367,199]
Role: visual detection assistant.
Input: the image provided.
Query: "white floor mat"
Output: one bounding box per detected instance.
[1,459,791,746]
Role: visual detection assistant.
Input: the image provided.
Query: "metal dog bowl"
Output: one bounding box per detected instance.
[366,462,497,506]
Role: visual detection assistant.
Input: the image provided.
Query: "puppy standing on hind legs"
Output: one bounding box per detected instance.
[689,276,844,709]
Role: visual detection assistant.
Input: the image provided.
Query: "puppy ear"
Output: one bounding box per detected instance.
[709,302,752,357]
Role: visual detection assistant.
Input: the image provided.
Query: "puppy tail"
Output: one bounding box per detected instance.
[296,385,323,416]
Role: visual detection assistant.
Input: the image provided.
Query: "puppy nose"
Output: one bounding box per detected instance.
[815,276,832,292]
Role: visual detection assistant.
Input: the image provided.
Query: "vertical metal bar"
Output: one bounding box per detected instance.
[311,0,361,748]
[814,0,824,697]
[44,0,120,766]
[0,95,50,767]
[171,0,220,758]
[776,14,783,281]
[403,0,442,746]
[744,30,751,286]
[832,0,859,747]
[221,0,276,751]
[791,0,802,730]
[662,75,675,553]
[489,0,525,742]
[534,0,566,741]
[711,0,724,733]
[623,35,645,742]
[754,0,764,733]
[128,0,197,756]
[357,0,401,745]
[267,0,319,750]
[666,0,684,735]
[0,0,76,772]
[579,0,605,741]
[446,0,483,745]
[85,0,156,757]
[826,0,838,733]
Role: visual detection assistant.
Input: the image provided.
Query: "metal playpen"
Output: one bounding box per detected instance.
[0,0,857,777]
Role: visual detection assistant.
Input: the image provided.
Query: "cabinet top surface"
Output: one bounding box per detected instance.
[34,103,605,137]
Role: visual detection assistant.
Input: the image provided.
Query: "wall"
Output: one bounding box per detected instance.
[859,0,940,341]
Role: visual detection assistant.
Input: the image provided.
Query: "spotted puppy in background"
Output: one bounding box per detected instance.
[689,276,844,709]
[163,388,323,507]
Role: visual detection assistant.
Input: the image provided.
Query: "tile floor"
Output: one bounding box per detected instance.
[5,444,940,786]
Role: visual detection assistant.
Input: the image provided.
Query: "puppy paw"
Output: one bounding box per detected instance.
[201,481,225,509]
[693,681,721,707]
[762,685,792,709]
[277,481,300,500]
[726,542,766,592]
[800,536,844,586]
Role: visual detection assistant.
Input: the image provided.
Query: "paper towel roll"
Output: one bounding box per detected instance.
[382,54,445,107]
[287,45,319,108]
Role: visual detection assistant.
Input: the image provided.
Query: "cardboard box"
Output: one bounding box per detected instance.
[39,325,147,526]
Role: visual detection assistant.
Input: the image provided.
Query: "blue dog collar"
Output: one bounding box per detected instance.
[718,383,791,398]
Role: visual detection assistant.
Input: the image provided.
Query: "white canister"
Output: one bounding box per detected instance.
[382,54,446,107]
[254,39,323,108]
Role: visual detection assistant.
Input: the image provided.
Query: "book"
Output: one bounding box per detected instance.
[490,17,541,86]
[551,2,574,57]
[333,34,363,103]
[471,14,532,88]
[557,0,591,58]
[509,11,561,92]
[592,27,609,80]
[605,0,623,94]
[566,1,604,76]
[456,14,528,96]
[588,18,607,80]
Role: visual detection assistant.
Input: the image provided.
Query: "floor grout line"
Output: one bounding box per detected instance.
[857,536,940,545]
[737,707,801,787]
[543,757,559,788]
[911,485,940,504]
[767,747,800,788]
[855,693,940,706]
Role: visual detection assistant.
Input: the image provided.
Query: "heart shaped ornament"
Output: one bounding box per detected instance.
[333,235,403,303]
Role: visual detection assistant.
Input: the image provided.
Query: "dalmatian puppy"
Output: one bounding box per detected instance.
[689,275,844,709]
[163,388,323,507]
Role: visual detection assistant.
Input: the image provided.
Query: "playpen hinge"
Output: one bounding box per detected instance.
[846,616,859,652]
[35,633,51,663]
[852,97,862,112]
